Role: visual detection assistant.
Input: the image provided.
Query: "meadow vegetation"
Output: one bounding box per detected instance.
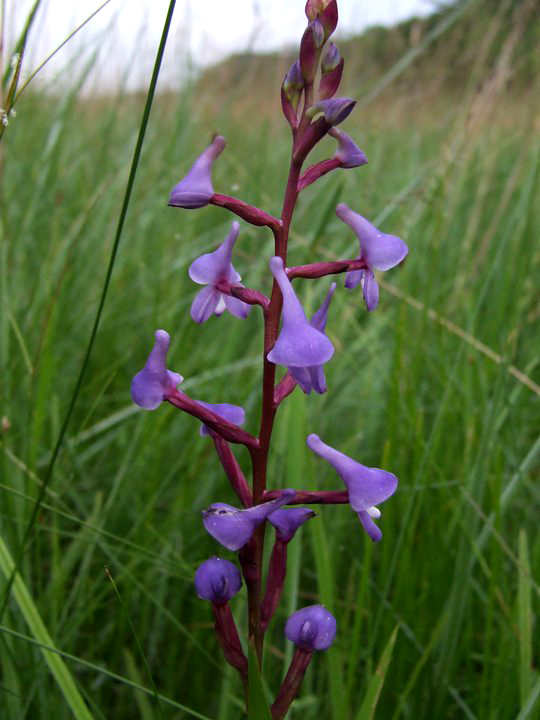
[0,0,539,718]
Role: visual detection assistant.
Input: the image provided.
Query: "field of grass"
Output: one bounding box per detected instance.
[1,0,539,718]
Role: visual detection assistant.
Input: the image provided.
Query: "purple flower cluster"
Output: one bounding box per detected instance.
[130,1,408,715]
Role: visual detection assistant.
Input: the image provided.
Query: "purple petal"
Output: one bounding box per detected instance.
[197,401,245,437]
[168,135,226,209]
[289,363,327,395]
[289,365,313,394]
[223,293,251,319]
[285,605,336,651]
[188,222,241,285]
[345,269,363,290]
[267,257,334,369]
[336,204,408,271]
[309,98,356,126]
[194,557,242,604]
[357,511,383,542]
[131,330,183,410]
[310,282,337,334]
[268,507,315,542]
[306,434,398,510]
[329,128,368,168]
[361,269,379,312]
[202,489,295,552]
[190,286,221,324]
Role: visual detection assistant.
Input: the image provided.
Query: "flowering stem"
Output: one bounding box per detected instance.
[263,489,349,505]
[287,257,368,280]
[260,539,287,630]
[166,389,258,448]
[211,194,281,231]
[270,648,313,720]
[212,437,253,507]
[211,603,249,699]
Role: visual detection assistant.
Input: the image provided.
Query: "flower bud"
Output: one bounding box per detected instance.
[305,0,338,41]
[307,97,356,127]
[194,557,242,605]
[283,60,304,101]
[321,43,340,74]
[285,605,337,651]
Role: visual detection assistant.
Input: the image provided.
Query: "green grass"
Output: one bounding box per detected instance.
[0,0,539,718]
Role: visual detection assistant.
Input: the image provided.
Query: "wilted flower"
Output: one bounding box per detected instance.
[203,489,296,552]
[329,128,367,168]
[194,557,242,605]
[168,135,226,209]
[306,433,398,541]
[188,221,251,323]
[131,330,183,410]
[285,605,336,651]
[267,257,334,394]
[336,203,408,311]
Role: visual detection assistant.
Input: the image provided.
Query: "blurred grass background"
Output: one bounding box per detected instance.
[1,0,539,718]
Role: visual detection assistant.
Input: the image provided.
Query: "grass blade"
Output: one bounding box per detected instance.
[0,533,94,720]
[355,625,399,720]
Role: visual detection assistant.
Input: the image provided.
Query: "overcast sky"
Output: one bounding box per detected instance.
[7,0,436,91]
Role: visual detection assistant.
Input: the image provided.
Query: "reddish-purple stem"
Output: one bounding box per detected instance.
[287,257,368,280]
[271,648,313,720]
[263,489,349,505]
[212,436,253,507]
[211,194,281,231]
[166,389,258,448]
[260,539,287,630]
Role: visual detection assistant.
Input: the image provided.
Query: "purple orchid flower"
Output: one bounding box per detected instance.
[267,257,334,394]
[131,330,183,410]
[306,433,398,542]
[188,221,251,324]
[203,489,296,552]
[336,203,408,312]
[168,135,225,209]
[329,128,367,168]
[308,98,356,126]
[285,605,336,651]
[196,401,246,437]
[194,557,242,605]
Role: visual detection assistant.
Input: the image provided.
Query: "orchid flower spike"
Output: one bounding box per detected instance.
[306,433,398,542]
[285,605,336,651]
[168,135,225,209]
[308,98,356,127]
[268,507,316,543]
[194,557,242,605]
[196,401,245,437]
[203,489,296,552]
[188,221,251,323]
[131,330,183,410]
[267,257,334,394]
[336,203,408,312]
[329,128,368,168]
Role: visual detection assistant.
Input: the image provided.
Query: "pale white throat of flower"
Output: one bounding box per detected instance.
[367,506,381,519]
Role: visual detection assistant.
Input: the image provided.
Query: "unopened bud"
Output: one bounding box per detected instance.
[309,19,324,48]
[321,43,340,74]
[285,605,337,651]
[194,557,242,605]
[283,60,304,100]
